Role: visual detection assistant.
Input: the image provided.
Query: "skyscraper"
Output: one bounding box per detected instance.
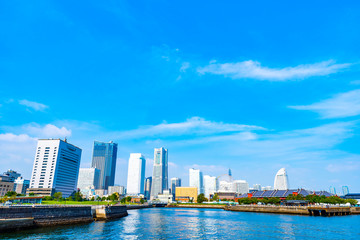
[150,147,168,199]
[329,186,336,195]
[28,139,82,197]
[253,184,262,191]
[203,175,218,199]
[342,186,349,196]
[273,168,289,190]
[171,177,181,196]
[126,153,146,195]
[77,168,100,196]
[144,177,152,200]
[233,180,249,194]
[91,141,118,190]
[189,168,203,195]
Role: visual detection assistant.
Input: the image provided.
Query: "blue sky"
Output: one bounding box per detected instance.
[1,1,360,194]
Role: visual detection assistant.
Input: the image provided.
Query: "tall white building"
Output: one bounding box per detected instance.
[29,139,82,197]
[189,168,203,195]
[273,168,289,190]
[126,153,146,195]
[150,147,168,199]
[203,175,218,199]
[233,180,249,194]
[77,168,100,196]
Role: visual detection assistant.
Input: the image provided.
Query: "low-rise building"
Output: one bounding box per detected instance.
[108,186,126,195]
[0,181,14,197]
[158,190,173,203]
[175,187,198,203]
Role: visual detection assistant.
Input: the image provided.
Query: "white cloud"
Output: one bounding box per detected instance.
[114,116,264,139]
[289,89,360,118]
[19,99,48,111]
[0,133,35,142]
[23,123,72,138]
[197,60,350,81]
[180,62,190,72]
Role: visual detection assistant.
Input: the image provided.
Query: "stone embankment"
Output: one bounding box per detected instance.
[167,204,226,209]
[126,204,153,210]
[93,205,128,220]
[0,205,128,232]
[225,205,309,215]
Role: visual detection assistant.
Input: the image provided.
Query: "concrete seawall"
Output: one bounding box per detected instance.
[0,205,128,232]
[126,204,153,210]
[94,205,128,220]
[225,205,309,215]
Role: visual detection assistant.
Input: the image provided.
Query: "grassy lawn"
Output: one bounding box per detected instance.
[42,200,118,205]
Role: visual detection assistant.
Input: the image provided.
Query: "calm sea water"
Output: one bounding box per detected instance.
[2,208,360,239]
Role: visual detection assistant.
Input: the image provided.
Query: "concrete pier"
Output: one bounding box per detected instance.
[225,205,309,215]
[308,206,351,216]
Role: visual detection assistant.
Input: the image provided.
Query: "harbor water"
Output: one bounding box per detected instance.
[2,208,360,239]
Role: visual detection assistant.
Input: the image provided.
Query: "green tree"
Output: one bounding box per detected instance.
[140,198,145,204]
[74,191,83,201]
[197,193,206,203]
[53,192,62,201]
[211,193,219,202]
[29,193,35,196]
[5,191,17,197]
[43,196,53,201]
[109,193,119,201]
[120,197,126,204]
[126,196,132,202]
[345,199,358,205]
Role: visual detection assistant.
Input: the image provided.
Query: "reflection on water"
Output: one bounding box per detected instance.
[2,208,360,239]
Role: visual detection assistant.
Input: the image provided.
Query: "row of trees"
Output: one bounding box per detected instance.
[43,191,122,202]
[286,194,358,205]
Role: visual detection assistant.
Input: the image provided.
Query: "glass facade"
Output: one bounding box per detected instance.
[150,147,168,199]
[91,141,118,190]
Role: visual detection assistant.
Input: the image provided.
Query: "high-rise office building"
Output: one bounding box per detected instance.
[233,180,249,194]
[144,177,152,200]
[14,177,30,195]
[28,139,82,197]
[126,153,146,195]
[171,177,181,196]
[91,141,118,190]
[342,186,349,196]
[203,175,218,199]
[329,186,336,195]
[189,168,203,195]
[253,184,262,191]
[77,168,100,195]
[150,147,168,199]
[273,168,289,190]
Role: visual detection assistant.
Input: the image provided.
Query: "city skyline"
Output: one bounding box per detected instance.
[1,1,360,193]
